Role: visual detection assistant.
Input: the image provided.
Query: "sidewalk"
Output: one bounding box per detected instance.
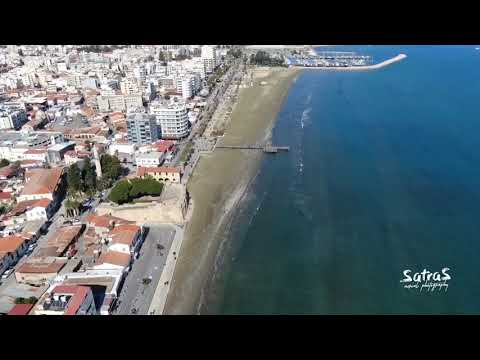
[147,224,185,315]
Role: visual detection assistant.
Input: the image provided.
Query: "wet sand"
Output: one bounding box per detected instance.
[163,67,302,314]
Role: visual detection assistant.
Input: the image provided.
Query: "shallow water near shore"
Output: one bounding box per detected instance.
[163,68,301,314]
[206,45,480,314]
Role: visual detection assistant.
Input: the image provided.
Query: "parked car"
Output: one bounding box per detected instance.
[1,269,14,280]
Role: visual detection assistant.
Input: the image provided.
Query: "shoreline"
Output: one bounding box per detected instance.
[163,66,302,314]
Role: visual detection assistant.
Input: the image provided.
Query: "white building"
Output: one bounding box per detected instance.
[149,100,190,139]
[201,45,217,74]
[120,78,141,95]
[135,151,165,167]
[109,141,136,156]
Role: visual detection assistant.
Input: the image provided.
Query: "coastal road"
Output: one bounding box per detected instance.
[113,224,175,315]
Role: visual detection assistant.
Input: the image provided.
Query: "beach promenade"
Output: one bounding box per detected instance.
[147,224,185,315]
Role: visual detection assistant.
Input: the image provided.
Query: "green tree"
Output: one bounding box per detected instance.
[82,158,97,194]
[65,198,81,217]
[130,177,163,198]
[14,297,26,304]
[108,180,132,205]
[0,159,10,168]
[67,164,82,194]
[108,177,163,204]
[101,154,121,182]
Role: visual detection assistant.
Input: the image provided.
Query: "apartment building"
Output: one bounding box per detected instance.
[201,45,217,74]
[149,100,189,139]
[126,113,159,145]
[97,94,143,112]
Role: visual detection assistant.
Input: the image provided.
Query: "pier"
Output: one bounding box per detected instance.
[216,144,290,154]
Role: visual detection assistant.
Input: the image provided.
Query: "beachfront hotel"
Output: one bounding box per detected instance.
[149,100,190,140]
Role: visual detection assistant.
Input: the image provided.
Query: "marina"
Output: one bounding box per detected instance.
[287,51,407,70]
[287,51,373,68]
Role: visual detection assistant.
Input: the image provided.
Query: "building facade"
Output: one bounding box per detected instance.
[149,101,189,139]
[126,113,159,145]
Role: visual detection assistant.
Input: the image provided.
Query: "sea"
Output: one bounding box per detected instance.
[201,45,480,315]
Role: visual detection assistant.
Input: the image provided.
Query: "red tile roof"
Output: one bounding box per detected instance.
[45,225,82,256]
[0,165,18,179]
[0,235,30,253]
[8,304,34,315]
[110,231,137,246]
[24,149,47,155]
[51,285,92,315]
[0,192,12,200]
[86,214,133,229]
[10,198,52,216]
[96,250,131,268]
[21,168,64,196]
[152,140,175,153]
[17,258,67,274]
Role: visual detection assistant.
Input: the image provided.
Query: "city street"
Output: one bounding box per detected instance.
[113,223,175,315]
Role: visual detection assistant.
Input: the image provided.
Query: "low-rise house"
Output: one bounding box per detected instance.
[151,140,175,154]
[0,164,21,180]
[19,160,44,169]
[0,233,32,274]
[93,250,131,272]
[23,148,48,163]
[8,198,54,222]
[137,166,181,183]
[135,151,165,168]
[64,150,90,167]
[17,167,65,204]
[49,269,123,315]
[36,225,83,258]
[109,140,136,157]
[31,284,97,315]
[107,224,142,255]
[85,214,133,237]
[15,257,68,286]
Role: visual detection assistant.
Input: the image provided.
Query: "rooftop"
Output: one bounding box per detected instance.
[21,167,64,196]
[17,257,67,274]
[0,234,31,253]
[8,303,34,315]
[96,250,131,268]
[86,214,133,229]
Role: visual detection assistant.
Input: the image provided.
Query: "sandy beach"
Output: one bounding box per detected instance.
[163,66,302,314]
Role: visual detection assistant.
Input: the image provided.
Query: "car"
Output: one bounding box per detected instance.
[28,244,37,251]
[1,269,14,279]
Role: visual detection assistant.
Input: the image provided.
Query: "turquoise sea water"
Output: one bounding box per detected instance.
[204,46,480,314]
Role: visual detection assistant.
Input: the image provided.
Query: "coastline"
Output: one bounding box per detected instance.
[163,66,302,314]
